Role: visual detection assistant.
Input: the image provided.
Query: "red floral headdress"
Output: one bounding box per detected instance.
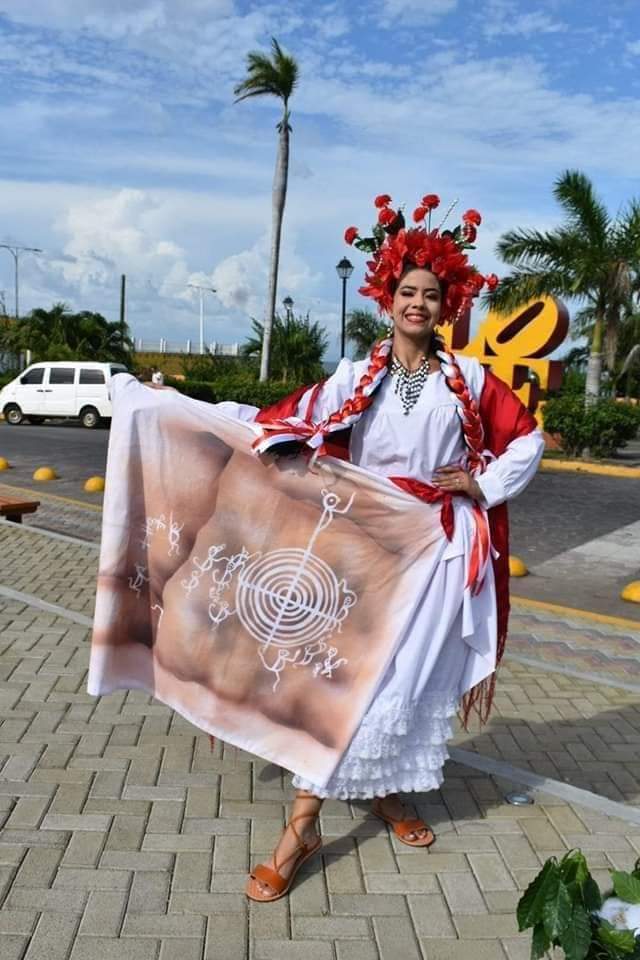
[344,193,498,321]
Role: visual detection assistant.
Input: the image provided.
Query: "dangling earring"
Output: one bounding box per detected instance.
[386,323,394,338]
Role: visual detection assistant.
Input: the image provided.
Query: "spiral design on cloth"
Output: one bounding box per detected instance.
[236,548,347,648]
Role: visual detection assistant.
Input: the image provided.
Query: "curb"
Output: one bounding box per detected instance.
[0,481,103,513]
[540,458,640,478]
[512,594,640,631]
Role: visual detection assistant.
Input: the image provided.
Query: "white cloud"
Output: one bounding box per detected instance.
[53,189,188,294]
[212,231,322,320]
[626,40,640,56]
[481,1,567,39]
[376,0,457,25]
[0,0,235,31]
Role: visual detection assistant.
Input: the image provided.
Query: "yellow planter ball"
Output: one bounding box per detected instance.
[621,581,640,604]
[509,555,529,578]
[0,457,9,471]
[33,466,57,481]
[84,476,105,493]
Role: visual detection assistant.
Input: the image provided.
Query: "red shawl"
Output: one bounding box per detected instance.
[256,370,538,724]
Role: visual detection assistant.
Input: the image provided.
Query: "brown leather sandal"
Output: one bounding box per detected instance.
[372,797,436,848]
[246,799,322,902]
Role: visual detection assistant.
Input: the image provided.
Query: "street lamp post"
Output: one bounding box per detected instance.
[282,296,294,321]
[0,243,42,322]
[335,257,353,358]
[187,283,216,354]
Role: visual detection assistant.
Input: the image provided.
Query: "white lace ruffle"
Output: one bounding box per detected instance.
[292,691,458,799]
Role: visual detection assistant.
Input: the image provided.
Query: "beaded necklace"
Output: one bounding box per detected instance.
[390,354,432,415]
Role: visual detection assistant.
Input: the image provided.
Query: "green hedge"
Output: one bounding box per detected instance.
[0,369,19,389]
[543,395,640,458]
[165,376,304,409]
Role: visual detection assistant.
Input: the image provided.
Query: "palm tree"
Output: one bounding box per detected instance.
[234,38,299,383]
[0,302,133,364]
[487,170,640,398]
[345,309,388,359]
[243,312,328,384]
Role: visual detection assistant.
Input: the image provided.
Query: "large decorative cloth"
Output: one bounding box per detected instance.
[88,375,448,787]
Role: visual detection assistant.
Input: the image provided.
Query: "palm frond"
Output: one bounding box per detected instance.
[483,268,577,314]
[496,227,583,271]
[553,169,609,247]
[234,38,299,106]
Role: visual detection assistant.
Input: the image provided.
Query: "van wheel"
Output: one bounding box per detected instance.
[27,416,45,425]
[80,406,100,429]
[4,404,24,426]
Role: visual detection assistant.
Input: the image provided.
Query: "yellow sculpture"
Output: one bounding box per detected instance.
[438,297,569,414]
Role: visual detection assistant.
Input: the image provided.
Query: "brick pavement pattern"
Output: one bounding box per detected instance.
[0,483,103,543]
[2,525,640,958]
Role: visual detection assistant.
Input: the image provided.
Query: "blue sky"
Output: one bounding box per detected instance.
[1,0,639,358]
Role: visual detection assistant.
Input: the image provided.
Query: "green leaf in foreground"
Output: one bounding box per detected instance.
[559,902,592,960]
[598,920,637,955]
[582,874,602,913]
[531,922,551,959]
[518,860,560,930]
[612,871,640,905]
[543,877,572,939]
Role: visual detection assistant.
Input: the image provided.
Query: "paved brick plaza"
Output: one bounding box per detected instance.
[1,515,640,960]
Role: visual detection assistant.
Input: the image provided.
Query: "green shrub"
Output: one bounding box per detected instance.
[165,376,304,409]
[179,354,248,381]
[0,369,19,389]
[543,395,640,458]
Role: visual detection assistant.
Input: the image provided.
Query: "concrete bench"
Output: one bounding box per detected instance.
[0,496,40,523]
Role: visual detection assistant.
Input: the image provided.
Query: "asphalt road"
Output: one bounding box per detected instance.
[0,419,109,502]
[1,419,638,572]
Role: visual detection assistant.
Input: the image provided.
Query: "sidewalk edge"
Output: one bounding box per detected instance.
[512,594,640,631]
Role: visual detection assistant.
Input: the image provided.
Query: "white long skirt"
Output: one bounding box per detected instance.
[292,543,497,799]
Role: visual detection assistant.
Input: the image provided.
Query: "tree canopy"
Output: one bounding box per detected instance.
[0,302,133,366]
[243,312,328,384]
[345,309,388,360]
[487,170,640,397]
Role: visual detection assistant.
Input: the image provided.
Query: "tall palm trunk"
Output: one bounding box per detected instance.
[585,311,604,401]
[260,112,290,382]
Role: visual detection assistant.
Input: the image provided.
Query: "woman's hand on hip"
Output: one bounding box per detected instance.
[433,464,484,502]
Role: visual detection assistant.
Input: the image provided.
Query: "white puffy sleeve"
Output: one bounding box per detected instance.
[214,400,261,422]
[454,354,544,509]
[475,430,545,509]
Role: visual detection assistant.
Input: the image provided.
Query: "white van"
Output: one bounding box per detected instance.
[0,361,129,428]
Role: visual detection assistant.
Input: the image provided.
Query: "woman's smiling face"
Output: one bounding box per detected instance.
[391,267,442,344]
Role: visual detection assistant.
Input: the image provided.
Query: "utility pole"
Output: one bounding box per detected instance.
[187,283,216,354]
[119,274,126,346]
[0,243,42,322]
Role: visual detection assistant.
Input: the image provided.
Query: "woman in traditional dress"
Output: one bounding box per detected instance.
[223,193,545,902]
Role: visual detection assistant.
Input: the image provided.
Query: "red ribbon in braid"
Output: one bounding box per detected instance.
[436,350,487,473]
[252,338,392,456]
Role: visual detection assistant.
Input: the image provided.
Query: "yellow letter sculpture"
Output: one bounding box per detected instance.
[438,297,569,414]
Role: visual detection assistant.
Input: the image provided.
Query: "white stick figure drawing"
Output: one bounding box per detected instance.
[128,564,150,598]
[168,513,184,557]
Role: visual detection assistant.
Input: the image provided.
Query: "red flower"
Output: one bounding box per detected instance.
[378,206,397,226]
[463,223,477,243]
[422,194,440,210]
[374,194,392,208]
[344,226,358,245]
[463,208,482,226]
[412,206,427,223]
[485,273,499,291]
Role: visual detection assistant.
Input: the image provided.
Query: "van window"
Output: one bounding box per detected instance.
[79,369,106,385]
[20,368,44,385]
[110,365,128,376]
[49,368,75,385]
